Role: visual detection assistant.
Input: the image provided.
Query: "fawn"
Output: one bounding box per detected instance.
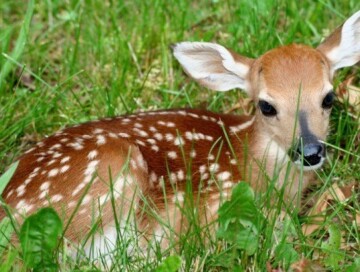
[1,11,360,259]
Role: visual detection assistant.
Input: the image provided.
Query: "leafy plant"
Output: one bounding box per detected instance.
[217,182,264,254]
[20,207,63,271]
[155,255,182,272]
[216,182,264,269]
[321,224,343,270]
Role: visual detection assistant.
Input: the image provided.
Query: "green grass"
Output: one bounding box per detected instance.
[1,0,360,271]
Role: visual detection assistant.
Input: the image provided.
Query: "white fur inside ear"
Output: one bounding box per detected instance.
[327,10,360,71]
[173,42,251,92]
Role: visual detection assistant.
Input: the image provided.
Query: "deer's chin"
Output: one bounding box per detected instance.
[293,157,325,171]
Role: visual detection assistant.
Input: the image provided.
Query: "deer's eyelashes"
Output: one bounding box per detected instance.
[321,91,335,109]
[258,100,277,117]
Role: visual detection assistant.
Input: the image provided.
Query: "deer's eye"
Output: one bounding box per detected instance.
[322,91,335,109]
[258,100,277,116]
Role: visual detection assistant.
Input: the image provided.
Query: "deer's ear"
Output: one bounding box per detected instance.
[317,11,360,73]
[173,42,254,93]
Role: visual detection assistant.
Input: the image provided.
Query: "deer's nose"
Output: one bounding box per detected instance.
[296,142,325,166]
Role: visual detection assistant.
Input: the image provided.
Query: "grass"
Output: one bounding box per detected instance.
[1,0,360,270]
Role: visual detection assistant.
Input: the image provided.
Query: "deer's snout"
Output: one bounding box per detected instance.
[295,141,325,168]
[290,111,327,170]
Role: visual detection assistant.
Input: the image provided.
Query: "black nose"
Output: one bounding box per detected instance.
[296,143,325,166]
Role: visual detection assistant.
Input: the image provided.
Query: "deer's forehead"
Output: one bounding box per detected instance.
[257,44,329,95]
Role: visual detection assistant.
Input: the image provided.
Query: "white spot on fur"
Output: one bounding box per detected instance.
[229,116,256,133]
[96,135,106,145]
[40,181,50,191]
[37,157,45,162]
[84,160,100,176]
[139,130,149,137]
[47,159,56,166]
[149,126,157,132]
[51,194,63,202]
[205,135,213,141]
[201,172,209,180]
[16,185,26,197]
[166,122,176,127]
[154,133,163,141]
[167,151,177,159]
[150,171,157,187]
[130,159,137,169]
[48,168,59,177]
[88,150,98,160]
[177,170,185,181]
[136,155,146,169]
[93,128,104,134]
[199,165,207,174]
[82,134,92,139]
[223,181,235,189]
[174,136,185,146]
[81,195,92,205]
[151,145,159,152]
[201,115,209,121]
[121,118,131,123]
[24,178,32,185]
[188,113,199,118]
[6,189,14,198]
[134,123,143,128]
[209,163,220,173]
[16,200,32,213]
[50,144,61,150]
[165,133,174,141]
[217,171,231,181]
[68,142,84,150]
[72,183,86,196]
[170,172,177,183]
[108,132,118,138]
[118,132,130,138]
[61,156,70,164]
[135,140,146,146]
[60,165,70,173]
[53,152,62,158]
[172,191,185,203]
[147,138,156,145]
[25,147,35,154]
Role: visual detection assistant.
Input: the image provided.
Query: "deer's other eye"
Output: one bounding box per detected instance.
[258,100,277,116]
[322,91,335,109]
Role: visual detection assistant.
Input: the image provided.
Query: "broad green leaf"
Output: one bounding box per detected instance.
[217,182,264,256]
[0,161,19,195]
[20,207,63,270]
[321,224,343,269]
[274,242,299,268]
[217,222,259,255]
[217,182,262,229]
[155,255,182,272]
